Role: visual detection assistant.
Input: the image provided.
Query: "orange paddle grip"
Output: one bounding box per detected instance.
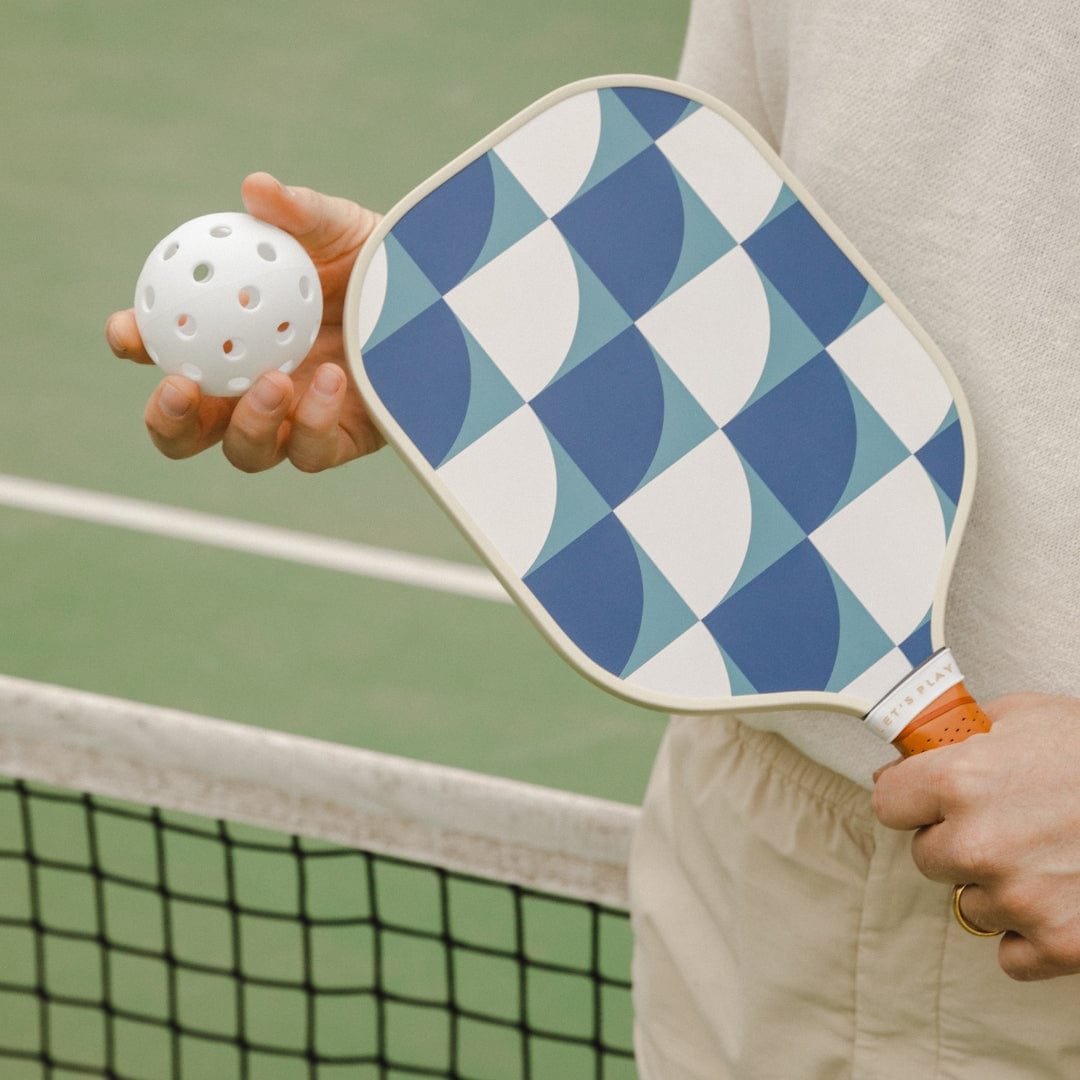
[891,682,992,756]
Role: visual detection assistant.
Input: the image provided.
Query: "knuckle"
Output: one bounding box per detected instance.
[287,443,329,474]
[929,753,973,805]
[154,441,192,462]
[227,411,272,446]
[1003,960,1041,982]
[952,823,998,879]
[994,881,1038,925]
[289,454,325,474]
[146,426,191,461]
[221,440,266,474]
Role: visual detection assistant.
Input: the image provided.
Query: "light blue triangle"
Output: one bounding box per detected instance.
[468,152,548,278]
[931,402,960,441]
[840,284,883,336]
[571,88,656,204]
[656,171,737,304]
[743,269,824,408]
[759,183,800,230]
[721,456,807,601]
[823,562,895,692]
[828,373,911,518]
[635,352,718,492]
[928,474,958,535]
[718,643,757,697]
[361,235,443,351]
[620,537,698,678]
[527,427,613,574]
[442,325,526,464]
[547,247,634,385]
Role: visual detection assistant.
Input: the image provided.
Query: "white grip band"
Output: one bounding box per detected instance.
[863,648,965,742]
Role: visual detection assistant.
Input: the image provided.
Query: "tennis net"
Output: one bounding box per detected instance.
[0,675,639,1079]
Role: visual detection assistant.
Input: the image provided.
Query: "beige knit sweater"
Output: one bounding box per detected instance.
[675,0,1080,786]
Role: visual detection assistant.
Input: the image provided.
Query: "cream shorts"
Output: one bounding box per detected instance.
[629,714,1080,1079]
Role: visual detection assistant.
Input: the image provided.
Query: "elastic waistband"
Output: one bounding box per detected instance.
[714,713,876,829]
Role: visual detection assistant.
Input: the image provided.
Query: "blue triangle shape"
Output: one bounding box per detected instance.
[900,617,934,667]
[571,89,655,204]
[718,643,757,697]
[612,86,696,139]
[926,473,958,536]
[547,246,634,386]
[743,269,824,408]
[828,373,912,518]
[656,170,737,304]
[929,402,960,442]
[823,562,895,692]
[620,537,698,679]
[760,183,800,230]
[721,455,807,601]
[361,235,443,352]
[467,152,548,278]
[839,284,884,336]
[916,410,966,510]
[634,351,718,492]
[441,324,526,465]
[527,424,613,575]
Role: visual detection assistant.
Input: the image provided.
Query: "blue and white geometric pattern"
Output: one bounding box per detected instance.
[353,84,968,708]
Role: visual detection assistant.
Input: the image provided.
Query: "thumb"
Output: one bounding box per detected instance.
[240,172,379,262]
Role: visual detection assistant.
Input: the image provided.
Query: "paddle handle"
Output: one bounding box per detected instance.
[863,648,991,754]
[890,681,992,756]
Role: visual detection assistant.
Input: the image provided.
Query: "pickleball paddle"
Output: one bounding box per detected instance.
[343,75,990,756]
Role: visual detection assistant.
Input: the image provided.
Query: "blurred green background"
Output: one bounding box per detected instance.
[0,0,691,802]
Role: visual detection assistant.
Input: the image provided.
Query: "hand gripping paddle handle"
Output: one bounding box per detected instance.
[863,649,992,756]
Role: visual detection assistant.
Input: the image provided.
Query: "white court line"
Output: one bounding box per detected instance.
[0,473,510,604]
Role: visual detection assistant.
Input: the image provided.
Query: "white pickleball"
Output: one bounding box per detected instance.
[134,212,323,397]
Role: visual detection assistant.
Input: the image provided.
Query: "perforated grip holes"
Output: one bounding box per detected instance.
[893,684,992,756]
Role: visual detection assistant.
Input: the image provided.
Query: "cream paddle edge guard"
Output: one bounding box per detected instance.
[343,74,988,754]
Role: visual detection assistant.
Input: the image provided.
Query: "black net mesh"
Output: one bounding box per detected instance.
[0,778,635,1079]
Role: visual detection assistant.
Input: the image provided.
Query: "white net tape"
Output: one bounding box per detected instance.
[0,674,637,910]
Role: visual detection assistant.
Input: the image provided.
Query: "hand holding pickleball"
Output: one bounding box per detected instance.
[105,173,385,472]
[134,211,324,398]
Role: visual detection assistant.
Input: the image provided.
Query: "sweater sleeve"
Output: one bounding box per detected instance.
[677,0,783,151]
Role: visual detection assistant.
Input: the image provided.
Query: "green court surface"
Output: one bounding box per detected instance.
[2,5,696,1074]
[0,0,693,803]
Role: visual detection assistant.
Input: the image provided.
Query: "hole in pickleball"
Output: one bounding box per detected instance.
[180,362,202,381]
[142,286,155,311]
[162,242,179,261]
[222,338,245,360]
[239,286,260,310]
[227,376,252,393]
[193,262,213,283]
[176,314,196,338]
[276,321,295,345]
[210,225,233,238]
[298,275,312,300]
[257,242,277,262]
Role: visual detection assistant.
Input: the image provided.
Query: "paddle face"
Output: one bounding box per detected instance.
[345,76,975,717]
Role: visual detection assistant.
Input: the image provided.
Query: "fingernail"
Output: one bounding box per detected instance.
[251,375,286,413]
[312,365,342,399]
[160,380,192,419]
